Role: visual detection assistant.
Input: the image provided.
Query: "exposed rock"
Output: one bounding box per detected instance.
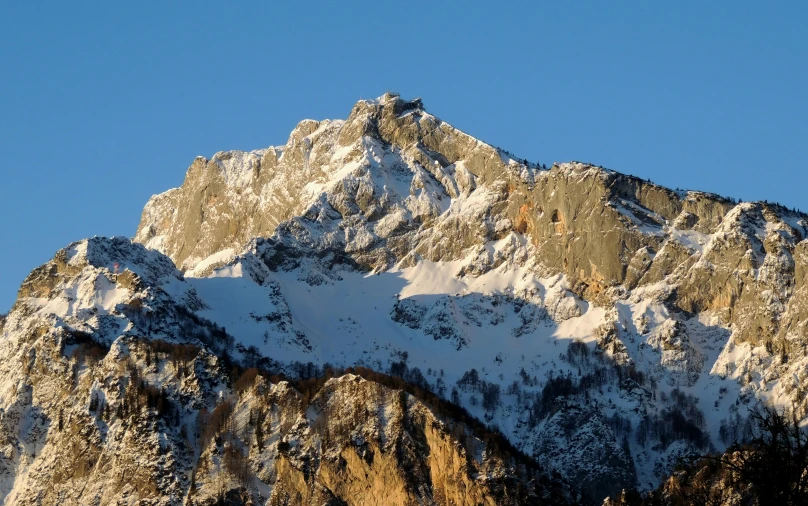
[3,94,808,504]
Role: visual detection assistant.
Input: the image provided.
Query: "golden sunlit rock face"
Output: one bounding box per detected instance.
[1,94,806,505]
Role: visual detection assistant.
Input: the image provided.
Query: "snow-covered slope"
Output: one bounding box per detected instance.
[2,93,807,504]
[1,237,573,505]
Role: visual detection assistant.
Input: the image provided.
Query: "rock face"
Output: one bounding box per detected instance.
[0,238,567,505]
[135,93,808,356]
[3,93,808,504]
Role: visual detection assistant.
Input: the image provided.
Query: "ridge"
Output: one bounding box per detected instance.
[2,94,807,504]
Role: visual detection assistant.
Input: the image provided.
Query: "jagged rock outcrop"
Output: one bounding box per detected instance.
[3,93,807,504]
[135,93,808,359]
[135,97,808,435]
[0,239,571,505]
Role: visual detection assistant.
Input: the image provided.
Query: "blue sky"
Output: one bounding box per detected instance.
[1,2,806,312]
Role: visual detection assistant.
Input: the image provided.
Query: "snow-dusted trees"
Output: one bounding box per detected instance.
[455,368,502,412]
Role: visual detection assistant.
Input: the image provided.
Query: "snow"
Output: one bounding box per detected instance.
[211,149,266,188]
[185,248,236,277]
[123,181,796,492]
[396,260,466,298]
[669,228,712,254]
[552,305,606,342]
[184,252,608,393]
[0,245,773,500]
[8,92,808,499]
[782,213,808,239]
[612,200,717,254]
[7,226,774,497]
[190,273,283,347]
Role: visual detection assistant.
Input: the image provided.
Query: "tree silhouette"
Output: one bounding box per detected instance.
[627,405,808,506]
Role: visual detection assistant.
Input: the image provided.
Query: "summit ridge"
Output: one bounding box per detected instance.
[1,94,806,504]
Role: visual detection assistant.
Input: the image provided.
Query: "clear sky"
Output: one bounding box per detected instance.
[1,1,806,312]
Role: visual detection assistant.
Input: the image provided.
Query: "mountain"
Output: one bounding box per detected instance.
[2,93,807,504]
[0,237,575,505]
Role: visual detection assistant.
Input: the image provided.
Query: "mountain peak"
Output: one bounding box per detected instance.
[358,91,424,112]
[5,93,808,504]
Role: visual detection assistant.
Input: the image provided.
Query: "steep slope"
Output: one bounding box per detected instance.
[3,93,807,504]
[0,237,572,505]
[131,93,808,493]
[135,94,531,274]
[135,92,808,355]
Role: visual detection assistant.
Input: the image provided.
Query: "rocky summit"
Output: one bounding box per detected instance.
[1,93,807,505]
